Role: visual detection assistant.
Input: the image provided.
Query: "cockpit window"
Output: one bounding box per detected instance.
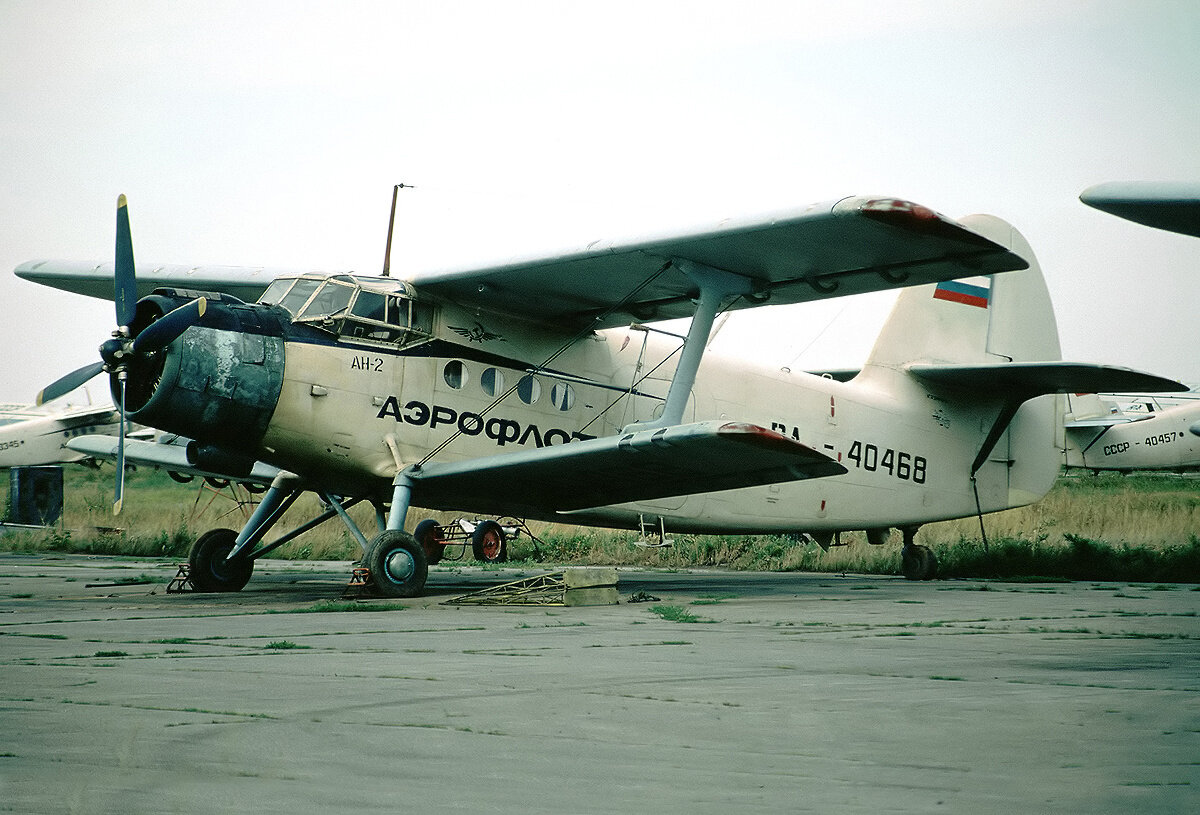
[277,279,320,316]
[299,281,354,320]
[259,278,293,306]
[259,274,435,348]
[351,290,386,322]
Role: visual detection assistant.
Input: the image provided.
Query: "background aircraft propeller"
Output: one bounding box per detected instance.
[38,195,207,514]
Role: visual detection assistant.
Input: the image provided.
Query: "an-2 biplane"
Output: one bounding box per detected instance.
[1063,393,1200,473]
[18,194,1185,595]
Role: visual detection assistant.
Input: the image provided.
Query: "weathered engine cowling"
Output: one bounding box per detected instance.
[122,296,286,450]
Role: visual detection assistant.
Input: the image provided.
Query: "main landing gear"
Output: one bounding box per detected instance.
[184,471,515,598]
[899,526,938,581]
[184,472,433,598]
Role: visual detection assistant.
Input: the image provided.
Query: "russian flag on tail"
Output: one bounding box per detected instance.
[933,276,991,308]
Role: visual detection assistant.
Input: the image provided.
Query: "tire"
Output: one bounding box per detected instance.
[471,520,507,563]
[901,545,938,581]
[366,530,428,598]
[188,528,253,592]
[167,470,194,484]
[413,519,446,565]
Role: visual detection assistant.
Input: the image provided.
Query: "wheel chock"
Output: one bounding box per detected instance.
[166,564,194,593]
[341,567,374,599]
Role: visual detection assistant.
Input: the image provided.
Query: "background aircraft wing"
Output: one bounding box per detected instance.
[1080,182,1200,238]
[407,196,1029,330]
[67,435,280,485]
[407,420,846,517]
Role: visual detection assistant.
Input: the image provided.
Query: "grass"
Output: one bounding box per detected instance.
[649,605,705,623]
[3,467,1199,582]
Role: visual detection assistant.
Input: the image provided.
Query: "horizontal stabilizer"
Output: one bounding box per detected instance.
[907,362,1187,397]
[408,421,846,515]
[67,435,280,485]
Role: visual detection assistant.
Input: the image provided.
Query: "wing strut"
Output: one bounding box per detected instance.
[631,259,754,431]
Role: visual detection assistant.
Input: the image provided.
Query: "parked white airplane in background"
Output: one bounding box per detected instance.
[16,195,1185,596]
[0,395,121,468]
[1064,392,1200,473]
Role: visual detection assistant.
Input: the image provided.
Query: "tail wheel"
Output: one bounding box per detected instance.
[188,528,253,592]
[366,530,428,598]
[901,544,938,581]
[471,520,508,563]
[413,519,446,565]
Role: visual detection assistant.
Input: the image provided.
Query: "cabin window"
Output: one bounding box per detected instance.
[550,382,575,412]
[481,367,504,398]
[517,374,540,405]
[444,360,467,389]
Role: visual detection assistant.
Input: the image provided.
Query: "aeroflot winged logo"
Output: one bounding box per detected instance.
[933,276,991,308]
[449,322,505,343]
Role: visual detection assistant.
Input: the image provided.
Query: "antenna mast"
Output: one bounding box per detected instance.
[381,182,415,277]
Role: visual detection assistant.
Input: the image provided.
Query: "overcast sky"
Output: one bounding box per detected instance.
[1,0,1197,405]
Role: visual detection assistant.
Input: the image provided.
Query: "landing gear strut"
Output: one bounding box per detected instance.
[900,526,938,581]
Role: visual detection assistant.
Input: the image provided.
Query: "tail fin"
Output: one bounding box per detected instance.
[858,213,1064,512]
[863,213,1061,370]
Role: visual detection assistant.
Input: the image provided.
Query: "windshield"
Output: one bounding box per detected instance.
[299,281,355,320]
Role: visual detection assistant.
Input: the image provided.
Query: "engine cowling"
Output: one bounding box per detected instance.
[118,291,287,451]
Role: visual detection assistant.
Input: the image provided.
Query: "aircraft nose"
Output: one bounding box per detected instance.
[125,304,286,449]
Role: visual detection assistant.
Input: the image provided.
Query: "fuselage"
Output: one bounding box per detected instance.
[122,273,1061,536]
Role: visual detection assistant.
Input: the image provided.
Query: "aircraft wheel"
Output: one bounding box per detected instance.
[413,519,445,565]
[901,545,938,581]
[366,530,428,598]
[167,470,194,484]
[471,520,508,563]
[188,528,253,592]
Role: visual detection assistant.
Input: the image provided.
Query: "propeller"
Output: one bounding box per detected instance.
[39,195,208,514]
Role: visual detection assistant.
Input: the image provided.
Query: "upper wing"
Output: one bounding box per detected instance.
[15,260,296,304]
[406,196,1028,330]
[17,196,1028,330]
[406,420,846,517]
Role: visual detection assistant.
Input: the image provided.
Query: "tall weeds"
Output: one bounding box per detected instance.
[3,467,1198,581]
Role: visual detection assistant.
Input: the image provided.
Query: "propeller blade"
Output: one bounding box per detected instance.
[114,194,138,330]
[114,377,126,516]
[37,361,106,406]
[132,297,207,354]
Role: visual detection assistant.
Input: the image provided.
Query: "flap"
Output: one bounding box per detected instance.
[407,420,846,516]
